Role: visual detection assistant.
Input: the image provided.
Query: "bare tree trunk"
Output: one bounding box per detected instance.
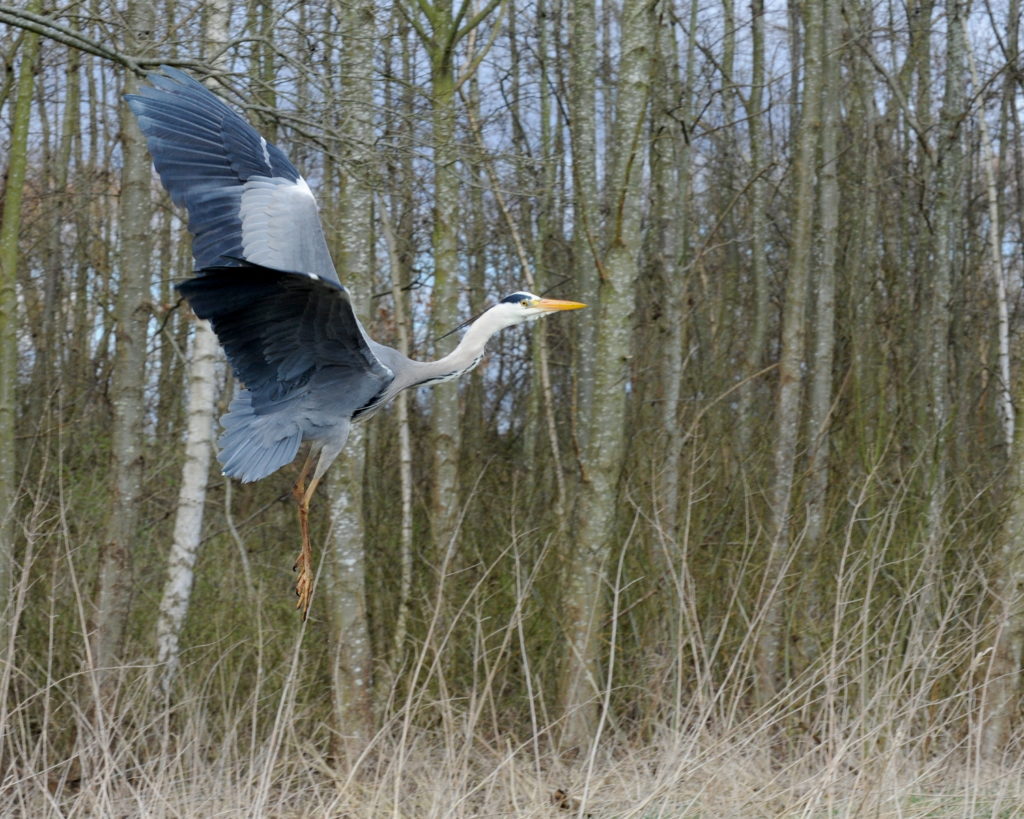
[981,337,1024,759]
[663,0,694,542]
[323,0,378,756]
[843,0,882,473]
[642,0,686,544]
[560,0,650,751]
[402,0,502,555]
[324,431,374,751]
[381,209,415,664]
[974,0,1020,760]
[427,19,463,558]
[737,0,769,461]
[249,0,278,139]
[155,0,227,695]
[558,0,597,749]
[156,321,218,691]
[381,14,417,669]
[90,1,155,707]
[568,0,598,447]
[0,0,41,654]
[31,44,77,424]
[917,0,965,650]
[754,0,822,706]
[799,0,841,659]
[962,17,1012,458]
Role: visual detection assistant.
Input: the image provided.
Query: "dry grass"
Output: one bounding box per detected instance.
[7,445,1024,816]
[3,632,1024,818]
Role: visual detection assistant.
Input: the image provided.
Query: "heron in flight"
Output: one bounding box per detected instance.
[127,68,585,617]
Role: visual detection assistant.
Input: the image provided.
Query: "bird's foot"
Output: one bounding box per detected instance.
[291,452,317,619]
[293,537,314,620]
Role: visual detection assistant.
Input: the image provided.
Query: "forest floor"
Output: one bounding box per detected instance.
[6,718,1024,817]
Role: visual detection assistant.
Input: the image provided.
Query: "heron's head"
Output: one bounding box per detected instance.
[490,291,587,327]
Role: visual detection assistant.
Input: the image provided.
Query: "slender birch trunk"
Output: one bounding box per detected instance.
[560,1,650,750]
[800,0,840,652]
[917,0,964,649]
[844,0,882,469]
[962,18,1012,458]
[908,0,935,414]
[401,0,502,555]
[411,0,462,558]
[323,0,378,753]
[0,1,41,649]
[381,15,417,667]
[251,0,277,140]
[32,46,77,423]
[428,27,463,558]
[90,3,155,707]
[976,0,1021,760]
[559,0,597,747]
[568,0,598,449]
[156,321,218,690]
[981,338,1024,759]
[646,0,685,542]
[754,0,822,706]
[382,212,415,664]
[155,0,227,695]
[737,0,768,459]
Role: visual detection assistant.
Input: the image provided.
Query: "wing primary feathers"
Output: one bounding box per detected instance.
[126,66,339,281]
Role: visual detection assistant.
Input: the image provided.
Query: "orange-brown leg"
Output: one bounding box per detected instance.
[292,452,317,619]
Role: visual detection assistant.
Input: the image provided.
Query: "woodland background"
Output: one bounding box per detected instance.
[2,0,1024,815]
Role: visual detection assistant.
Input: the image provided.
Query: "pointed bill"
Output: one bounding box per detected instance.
[534,298,587,311]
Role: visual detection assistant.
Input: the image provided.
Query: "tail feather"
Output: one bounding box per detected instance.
[218,390,302,482]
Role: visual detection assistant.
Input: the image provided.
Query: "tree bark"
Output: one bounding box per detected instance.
[156,320,218,691]
[799,0,841,657]
[427,11,463,558]
[381,207,415,666]
[916,0,964,651]
[962,16,1012,458]
[635,0,687,554]
[737,0,769,459]
[0,0,41,656]
[981,338,1024,759]
[976,0,1021,760]
[323,0,378,756]
[154,0,227,696]
[90,2,155,707]
[568,0,599,446]
[30,44,78,424]
[381,14,418,670]
[402,0,503,556]
[754,0,822,706]
[560,0,650,751]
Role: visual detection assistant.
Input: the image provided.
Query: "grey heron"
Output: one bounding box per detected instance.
[126,67,585,617]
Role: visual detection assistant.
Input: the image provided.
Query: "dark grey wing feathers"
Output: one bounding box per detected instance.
[126,66,339,282]
[177,264,394,482]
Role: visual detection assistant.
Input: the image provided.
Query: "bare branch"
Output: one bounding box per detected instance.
[0,4,201,73]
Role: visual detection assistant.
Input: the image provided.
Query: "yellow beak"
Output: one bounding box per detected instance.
[534,298,587,311]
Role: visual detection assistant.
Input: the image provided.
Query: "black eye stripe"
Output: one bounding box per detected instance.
[500,292,535,304]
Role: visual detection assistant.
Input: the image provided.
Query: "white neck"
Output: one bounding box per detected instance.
[407,309,512,388]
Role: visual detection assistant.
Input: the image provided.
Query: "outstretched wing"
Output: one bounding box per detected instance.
[126,66,339,282]
[177,264,394,481]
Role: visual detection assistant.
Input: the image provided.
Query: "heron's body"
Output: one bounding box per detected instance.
[127,67,584,615]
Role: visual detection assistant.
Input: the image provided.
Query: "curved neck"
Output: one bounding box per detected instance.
[407,310,507,388]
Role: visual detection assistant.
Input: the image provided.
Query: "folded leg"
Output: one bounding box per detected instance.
[292,431,348,619]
